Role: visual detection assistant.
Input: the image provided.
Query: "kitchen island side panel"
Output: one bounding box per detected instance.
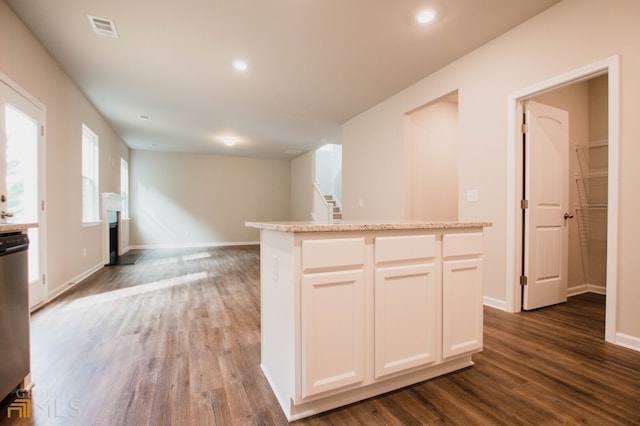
[259,230,296,413]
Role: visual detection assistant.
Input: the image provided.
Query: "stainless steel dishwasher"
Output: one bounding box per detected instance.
[0,232,30,401]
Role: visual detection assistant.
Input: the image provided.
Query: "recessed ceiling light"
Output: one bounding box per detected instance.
[221,136,238,146]
[233,60,248,72]
[416,9,436,24]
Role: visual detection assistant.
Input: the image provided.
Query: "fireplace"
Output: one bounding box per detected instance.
[102,192,124,266]
[107,210,119,265]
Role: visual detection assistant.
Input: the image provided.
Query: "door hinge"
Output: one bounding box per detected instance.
[41,200,45,211]
[42,274,46,285]
[41,125,45,137]
[521,199,529,209]
[521,123,528,133]
[520,275,528,286]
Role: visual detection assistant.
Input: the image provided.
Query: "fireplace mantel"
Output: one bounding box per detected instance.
[102,192,123,212]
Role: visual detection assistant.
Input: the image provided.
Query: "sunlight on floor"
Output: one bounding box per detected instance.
[62,271,208,311]
[181,252,212,261]
[148,251,212,266]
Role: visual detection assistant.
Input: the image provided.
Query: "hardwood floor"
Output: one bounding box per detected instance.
[1,246,639,425]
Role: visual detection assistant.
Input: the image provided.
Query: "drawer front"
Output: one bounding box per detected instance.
[443,232,483,258]
[374,235,436,264]
[302,238,365,271]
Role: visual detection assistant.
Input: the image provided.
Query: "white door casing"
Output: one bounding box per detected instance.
[522,100,569,310]
[507,56,619,343]
[0,76,46,309]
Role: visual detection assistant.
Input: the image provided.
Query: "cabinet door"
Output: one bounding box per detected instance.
[374,263,437,379]
[300,269,365,399]
[442,258,483,359]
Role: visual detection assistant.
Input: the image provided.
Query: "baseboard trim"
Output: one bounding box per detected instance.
[567,284,607,297]
[567,284,589,296]
[615,332,640,353]
[484,286,608,313]
[44,262,104,305]
[483,296,508,311]
[129,241,259,250]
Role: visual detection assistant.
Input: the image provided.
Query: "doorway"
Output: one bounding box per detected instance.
[0,75,47,309]
[506,56,619,343]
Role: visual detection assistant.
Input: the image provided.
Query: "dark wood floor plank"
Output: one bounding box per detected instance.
[2,247,639,425]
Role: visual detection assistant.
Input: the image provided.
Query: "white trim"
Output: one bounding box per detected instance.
[130,241,259,250]
[483,296,507,311]
[41,262,104,307]
[567,285,607,297]
[82,220,102,227]
[567,284,589,297]
[589,285,607,296]
[1,72,48,311]
[614,333,640,352]
[102,192,123,211]
[506,56,620,343]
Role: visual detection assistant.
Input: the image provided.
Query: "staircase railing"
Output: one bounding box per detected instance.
[312,182,333,223]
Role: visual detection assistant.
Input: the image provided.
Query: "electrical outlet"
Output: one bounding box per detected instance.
[467,189,479,202]
[83,248,87,257]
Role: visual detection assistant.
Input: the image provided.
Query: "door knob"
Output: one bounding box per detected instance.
[1,211,13,219]
[564,212,574,220]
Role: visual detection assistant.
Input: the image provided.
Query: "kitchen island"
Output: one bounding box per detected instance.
[245,221,491,421]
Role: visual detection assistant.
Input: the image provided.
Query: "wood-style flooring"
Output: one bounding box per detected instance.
[1,245,639,425]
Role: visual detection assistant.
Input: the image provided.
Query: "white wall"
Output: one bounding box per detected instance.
[291,151,315,221]
[130,150,291,247]
[342,0,640,340]
[406,99,458,221]
[0,2,129,299]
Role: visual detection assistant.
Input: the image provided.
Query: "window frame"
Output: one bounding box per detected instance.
[81,124,99,225]
[120,157,129,219]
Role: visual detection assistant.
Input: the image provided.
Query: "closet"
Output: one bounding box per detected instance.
[532,74,608,295]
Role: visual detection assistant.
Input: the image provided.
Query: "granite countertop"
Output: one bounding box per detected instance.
[0,223,38,233]
[245,220,492,233]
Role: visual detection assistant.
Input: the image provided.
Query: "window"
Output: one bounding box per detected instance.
[82,125,99,223]
[120,158,129,219]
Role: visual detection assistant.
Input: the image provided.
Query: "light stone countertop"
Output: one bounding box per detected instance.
[245,220,492,233]
[0,223,38,233]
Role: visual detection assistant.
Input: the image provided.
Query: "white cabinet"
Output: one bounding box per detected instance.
[373,235,437,379]
[253,225,488,421]
[300,238,366,399]
[301,269,366,398]
[442,233,483,359]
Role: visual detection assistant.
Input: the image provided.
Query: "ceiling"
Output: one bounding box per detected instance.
[6,0,561,159]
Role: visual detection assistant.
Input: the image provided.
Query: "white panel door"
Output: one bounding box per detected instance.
[523,101,569,310]
[300,269,365,399]
[374,263,437,379]
[442,258,483,359]
[0,79,44,308]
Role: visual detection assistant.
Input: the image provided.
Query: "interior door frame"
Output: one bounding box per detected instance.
[505,55,619,344]
[0,72,48,310]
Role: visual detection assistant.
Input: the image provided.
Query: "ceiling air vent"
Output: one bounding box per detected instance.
[88,16,119,38]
